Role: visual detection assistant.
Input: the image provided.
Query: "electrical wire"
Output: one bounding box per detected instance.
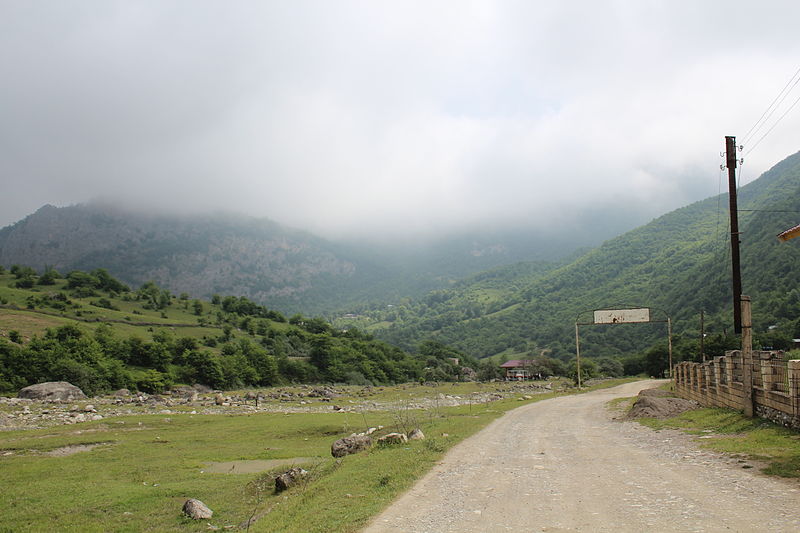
[744,91,800,156]
[741,65,800,147]
[738,209,800,214]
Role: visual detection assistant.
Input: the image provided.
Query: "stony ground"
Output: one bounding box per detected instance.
[362,380,800,533]
[0,381,558,431]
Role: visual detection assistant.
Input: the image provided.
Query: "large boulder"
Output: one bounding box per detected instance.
[275,467,308,492]
[182,498,213,520]
[331,434,372,457]
[18,382,86,402]
[377,432,408,445]
[408,428,425,441]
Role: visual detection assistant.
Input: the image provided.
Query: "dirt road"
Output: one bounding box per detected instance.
[363,380,800,533]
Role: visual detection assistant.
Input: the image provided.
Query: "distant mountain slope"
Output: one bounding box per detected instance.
[366,150,800,359]
[0,205,358,312]
[0,203,584,314]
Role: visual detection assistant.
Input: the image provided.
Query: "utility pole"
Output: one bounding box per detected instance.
[726,136,743,334]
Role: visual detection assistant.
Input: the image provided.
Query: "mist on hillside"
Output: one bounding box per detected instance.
[2,2,800,241]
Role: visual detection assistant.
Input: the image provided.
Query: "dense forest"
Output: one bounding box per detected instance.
[0,267,512,395]
[340,150,800,374]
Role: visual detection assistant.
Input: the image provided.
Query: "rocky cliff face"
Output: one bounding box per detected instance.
[0,204,356,310]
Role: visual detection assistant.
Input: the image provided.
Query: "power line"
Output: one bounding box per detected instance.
[738,209,800,214]
[741,65,800,147]
[744,91,800,156]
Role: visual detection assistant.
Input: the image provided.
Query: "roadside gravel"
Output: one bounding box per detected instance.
[362,380,800,533]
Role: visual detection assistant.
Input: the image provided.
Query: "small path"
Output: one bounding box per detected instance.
[363,380,800,533]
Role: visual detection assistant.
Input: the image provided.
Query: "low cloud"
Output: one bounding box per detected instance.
[2,1,800,240]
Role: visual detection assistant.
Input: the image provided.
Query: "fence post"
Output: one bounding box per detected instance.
[788,360,800,421]
[725,355,734,385]
[760,352,774,392]
[741,296,754,417]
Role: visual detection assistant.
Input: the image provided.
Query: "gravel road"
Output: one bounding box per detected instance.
[362,380,800,533]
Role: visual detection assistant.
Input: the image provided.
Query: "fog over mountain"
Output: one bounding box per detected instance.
[2,2,800,240]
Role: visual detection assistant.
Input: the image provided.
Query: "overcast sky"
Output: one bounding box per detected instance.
[2,1,800,240]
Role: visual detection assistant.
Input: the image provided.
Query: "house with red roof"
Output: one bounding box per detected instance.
[500,359,539,381]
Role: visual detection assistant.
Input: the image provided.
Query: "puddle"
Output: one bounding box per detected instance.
[204,457,322,474]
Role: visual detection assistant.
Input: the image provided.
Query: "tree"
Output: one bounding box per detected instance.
[37,266,60,285]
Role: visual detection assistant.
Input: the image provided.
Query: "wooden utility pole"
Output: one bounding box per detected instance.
[726,136,743,334]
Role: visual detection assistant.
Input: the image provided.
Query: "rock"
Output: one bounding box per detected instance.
[274,467,308,492]
[182,498,213,520]
[113,388,130,397]
[18,382,86,402]
[83,405,96,413]
[408,428,425,441]
[214,394,224,406]
[378,432,408,445]
[331,434,372,457]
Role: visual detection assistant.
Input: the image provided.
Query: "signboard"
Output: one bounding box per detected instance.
[593,308,650,324]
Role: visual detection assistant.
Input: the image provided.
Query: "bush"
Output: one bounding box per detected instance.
[135,369,173,394]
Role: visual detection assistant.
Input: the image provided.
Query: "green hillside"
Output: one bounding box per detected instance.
[0,204,593,316]
[357,150,800,371]
[0,267,477,395]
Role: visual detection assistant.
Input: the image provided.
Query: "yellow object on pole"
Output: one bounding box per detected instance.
[777,223,800,242]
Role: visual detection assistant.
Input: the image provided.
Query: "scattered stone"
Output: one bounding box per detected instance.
[83,405,96,413]
[18,382,86,402]
[331,434,372,457]
[408,428,425,440]
[113,389,131,397]
[274,467,308,492]
[378,432,408,445]
[182,498,213,520]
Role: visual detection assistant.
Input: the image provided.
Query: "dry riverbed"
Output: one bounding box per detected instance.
[0,381,560,431]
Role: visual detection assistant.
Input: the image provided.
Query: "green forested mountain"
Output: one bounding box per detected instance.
[0,204,591,315]
[353,150,800,368]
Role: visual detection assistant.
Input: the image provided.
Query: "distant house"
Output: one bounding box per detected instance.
[500,359,540,381]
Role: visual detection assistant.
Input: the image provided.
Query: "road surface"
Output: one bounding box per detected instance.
[362,380,800,532]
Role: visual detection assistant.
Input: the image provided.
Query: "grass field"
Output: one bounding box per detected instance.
[637,406,800,478]
[0,379,634,532]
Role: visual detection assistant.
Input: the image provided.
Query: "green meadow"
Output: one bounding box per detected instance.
[0,379,633,532]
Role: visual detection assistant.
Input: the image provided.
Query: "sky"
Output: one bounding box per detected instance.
[2,1,800,241]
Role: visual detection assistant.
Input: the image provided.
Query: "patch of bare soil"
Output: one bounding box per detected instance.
[626,387,698,419]
[44,442,112,456]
